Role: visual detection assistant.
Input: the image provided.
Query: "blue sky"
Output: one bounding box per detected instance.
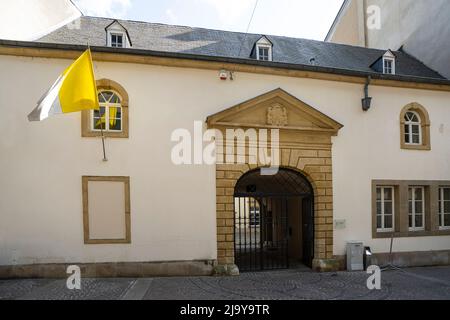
[73,0,344,41]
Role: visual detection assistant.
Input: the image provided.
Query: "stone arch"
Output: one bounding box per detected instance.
[400,102,431,150]
[96,78,129,108]
[232,166,316,270]
[232,165,319,200]
[82,78,130,138]
[210,88,342,272]
[216,149,334,272]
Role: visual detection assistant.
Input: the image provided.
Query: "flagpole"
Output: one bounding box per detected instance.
[100,120,108,162]
[87,42,108,162]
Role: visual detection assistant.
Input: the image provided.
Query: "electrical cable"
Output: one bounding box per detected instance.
[237,0,260,58]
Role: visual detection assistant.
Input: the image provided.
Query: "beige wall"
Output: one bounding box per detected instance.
[327,0,450,78]
[88,181,126,240]
[326,0,365,47]
[0,54,450,265]
[0,0,81,41]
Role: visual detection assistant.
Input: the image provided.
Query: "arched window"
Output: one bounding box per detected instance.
[400,103,430,150]
[93,90,123,132]
[82,79,129,138]
[404,111,422,145]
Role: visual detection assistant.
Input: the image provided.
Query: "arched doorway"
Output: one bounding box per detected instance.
[234,168,314,272]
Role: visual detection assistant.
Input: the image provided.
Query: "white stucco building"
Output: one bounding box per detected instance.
[0,15,449,277]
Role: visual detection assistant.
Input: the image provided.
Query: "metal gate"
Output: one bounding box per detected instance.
[234,168,314,272]
[234,196,292,271]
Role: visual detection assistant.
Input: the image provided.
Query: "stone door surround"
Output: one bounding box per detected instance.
[207,88,343,272]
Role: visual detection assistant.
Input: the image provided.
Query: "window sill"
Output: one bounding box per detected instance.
[84,239,131,245]
[400,144,431,151]
[373,229,450,239]
[82,131,129,139]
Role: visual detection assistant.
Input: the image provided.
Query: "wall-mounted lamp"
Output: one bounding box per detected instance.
[362,76,372,111]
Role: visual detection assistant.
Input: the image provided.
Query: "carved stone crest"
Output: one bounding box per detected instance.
[267,104,288,126]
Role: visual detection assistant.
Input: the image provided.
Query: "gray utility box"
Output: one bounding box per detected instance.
[346,241,364,271]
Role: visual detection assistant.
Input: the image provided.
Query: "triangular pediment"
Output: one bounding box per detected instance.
[206,88,343,135]
[105,20,132,46]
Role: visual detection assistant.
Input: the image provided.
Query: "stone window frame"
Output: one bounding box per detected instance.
[400,103,431,151]
[82,176,131,244]
[81,79,129,138]
[372,180,450,239]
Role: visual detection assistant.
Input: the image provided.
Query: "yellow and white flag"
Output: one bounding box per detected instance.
[28,49,99,121]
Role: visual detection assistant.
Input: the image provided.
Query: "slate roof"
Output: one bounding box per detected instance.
[39,16,445,80]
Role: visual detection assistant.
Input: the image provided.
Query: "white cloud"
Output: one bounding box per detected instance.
[73,0,131,18]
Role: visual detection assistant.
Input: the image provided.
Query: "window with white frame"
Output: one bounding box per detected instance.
[408,187,425,231]
[438,187,450,229]
[404,111,422,145]
[110,33,124,48]
[383,57,395,74]
[92,90,123,132]
[257,45,271,61]
[376,187,394,232]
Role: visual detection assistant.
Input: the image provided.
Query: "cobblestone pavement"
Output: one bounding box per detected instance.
[0,266,449,300]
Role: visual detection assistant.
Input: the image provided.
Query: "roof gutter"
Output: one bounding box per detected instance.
[0,39,449,87]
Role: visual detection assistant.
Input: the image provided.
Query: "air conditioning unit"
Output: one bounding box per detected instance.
[346,241,364,271]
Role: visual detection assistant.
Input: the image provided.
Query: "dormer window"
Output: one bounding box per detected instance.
[382,50,396,74]
[105,20,132,48]
[254,36,273,62]
[370,50,396,74]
